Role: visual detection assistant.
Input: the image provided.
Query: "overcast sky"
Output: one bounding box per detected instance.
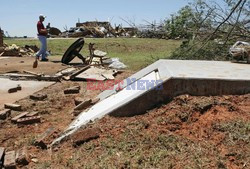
[0,0,191,37]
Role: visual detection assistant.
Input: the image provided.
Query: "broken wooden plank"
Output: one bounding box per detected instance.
[11,112,29,123]
[23,70,42,76]
[4,103,21,111]
[102,73,115,80]
[35,127,55,149]
[4,151,16,169]
[16,116,41,125]
[74,97,85,106]
[0,109,11,120]
[0,73,60,82]
[55,67,76,76]
[37,75,61,82]
[68,65,90,80]
[74,99,92,111]
[26,112,39,117]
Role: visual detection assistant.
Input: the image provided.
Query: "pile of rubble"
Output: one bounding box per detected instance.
[0,44,39,57]
[230,41,250,63]
[61,21,138,38]
[0,28,39,57]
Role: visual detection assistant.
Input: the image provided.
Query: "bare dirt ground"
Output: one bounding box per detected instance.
[0,56,66,75]
[0,56,249,169]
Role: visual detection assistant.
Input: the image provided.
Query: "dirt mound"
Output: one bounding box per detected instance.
[51,94,249,168]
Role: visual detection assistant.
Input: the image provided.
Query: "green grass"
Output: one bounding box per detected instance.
[4,38,181,70]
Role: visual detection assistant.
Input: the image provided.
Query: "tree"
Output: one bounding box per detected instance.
[168,0,250,61]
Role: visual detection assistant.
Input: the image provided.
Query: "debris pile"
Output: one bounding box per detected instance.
[62,21,139,38]
[0,43,39,57]
[0,147,31,168]
[230,41,250,63]
[0,28,3,47]
[48,27,62,37]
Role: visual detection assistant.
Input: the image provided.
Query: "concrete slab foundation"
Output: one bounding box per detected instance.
[52,60,250,145]
[0,78,54,109]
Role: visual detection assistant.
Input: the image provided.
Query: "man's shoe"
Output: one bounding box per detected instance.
[41,58,49,62]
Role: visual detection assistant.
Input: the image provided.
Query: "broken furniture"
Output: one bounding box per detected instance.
[88,43,107,65]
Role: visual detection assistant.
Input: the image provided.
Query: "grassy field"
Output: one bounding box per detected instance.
[4,38,181,70]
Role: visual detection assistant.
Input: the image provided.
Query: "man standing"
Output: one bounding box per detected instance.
[36,14,48,61]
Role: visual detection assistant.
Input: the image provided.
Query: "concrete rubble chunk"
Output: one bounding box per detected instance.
[0,109,11,120]
[74,99,92,111]
[11,112,29,123]
[15,147,29,166]
[4,151,16,169]
[71,128,101,146]
[30,94,48,101]
[55,67,76,76]
[16,116,41,125]
[75,66,115,81]
[35,127,55,149]
[0,147,5,167]
[4,103,21,111]
[64,86,80,94]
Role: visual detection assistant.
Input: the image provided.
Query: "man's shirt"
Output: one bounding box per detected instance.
[37,21,47,36]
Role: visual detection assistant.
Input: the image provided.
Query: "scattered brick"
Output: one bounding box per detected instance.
[8,85,22,93]
[16,116,41,125]
[4,151,16,169]
[8,87,18,93]
[30,94,47,101]
[35,127,55,149]
[74,97,85,106]
[74,99,92,111]
[0,147,5,167]
[11,112,29,123]
[64,86,80,94]
[0,109,11,120]
[4,104,21,111]
[71,128,101,146]
[15,147,29,166]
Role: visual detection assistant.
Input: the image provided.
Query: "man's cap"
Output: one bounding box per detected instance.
[39,14,46,19]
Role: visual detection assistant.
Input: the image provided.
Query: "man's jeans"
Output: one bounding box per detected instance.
[36,35,47,60]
